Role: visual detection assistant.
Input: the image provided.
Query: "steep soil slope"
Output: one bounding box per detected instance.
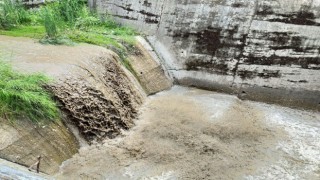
[0,35,145,173]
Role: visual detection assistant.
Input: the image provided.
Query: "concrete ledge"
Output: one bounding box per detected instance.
[175,72,320,111]
[128,36,173,95]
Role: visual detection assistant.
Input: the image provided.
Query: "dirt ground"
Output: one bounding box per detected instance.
[56,86,320,179]
[0,35,145,143]
[0,35,145,174]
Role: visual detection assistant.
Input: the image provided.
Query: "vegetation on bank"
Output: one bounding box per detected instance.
[0,0,137,71]
[0,0,137,48]
[0,60,59,122]
[0,0,138,123]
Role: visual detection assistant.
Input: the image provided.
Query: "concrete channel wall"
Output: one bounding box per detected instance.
[90,0,320,110]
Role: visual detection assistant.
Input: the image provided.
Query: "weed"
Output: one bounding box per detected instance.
[0,0,137,46]
[40,35,74,45]
[42,7,58,38]
[0,60,59,122]
[0,0,138,72]
[0,0,31,29]
[0,25,45,38]
[57,0,86,24]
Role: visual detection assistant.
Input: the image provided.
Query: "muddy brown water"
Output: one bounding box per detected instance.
[56,86,320,180]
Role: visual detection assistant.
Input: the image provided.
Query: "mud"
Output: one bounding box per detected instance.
[55,86,320,179]
[0,35,145,143]
[49,58,143,142]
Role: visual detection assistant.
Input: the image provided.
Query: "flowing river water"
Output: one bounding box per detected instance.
[58,86,319,179]
[1,86,320,179]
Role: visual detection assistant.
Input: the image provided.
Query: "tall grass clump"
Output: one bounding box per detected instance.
[0,60,59,122]
[0,0,138,59]
[57,0,86,24]
[42,7,58,38]
[0,0,31,29]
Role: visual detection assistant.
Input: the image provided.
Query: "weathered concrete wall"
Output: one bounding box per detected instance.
[0,119,79,175]
[128,36,173,95]
[92,0,320,110]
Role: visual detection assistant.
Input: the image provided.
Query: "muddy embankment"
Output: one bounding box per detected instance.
[0,35,172,174]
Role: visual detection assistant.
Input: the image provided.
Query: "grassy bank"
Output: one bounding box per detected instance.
[0,25,45,38]
[0,60,59,122]
[0,1,138,123]
[0,0,137,49]
[0,0,137,71]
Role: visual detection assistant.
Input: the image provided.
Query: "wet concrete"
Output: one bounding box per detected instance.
[0,158,51,180]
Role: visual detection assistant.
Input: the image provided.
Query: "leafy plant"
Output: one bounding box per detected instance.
[0,60,59,122]
[0,25,45,38]
[0,0,31,29]
[57,0,86,24]
[0,0,138,64]
[75,16,101,30]
[42,7,58,38]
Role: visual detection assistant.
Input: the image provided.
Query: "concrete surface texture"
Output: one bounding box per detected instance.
[91,0,320,110]
[128,36,173,95]
[0,158,51,180]
[0,118,78,175]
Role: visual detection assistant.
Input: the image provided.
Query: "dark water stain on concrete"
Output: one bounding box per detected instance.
[244,55,320,69]
[142,0,152,7]
[145,18,159,24]
[139,10,159,17]
[113,15,138,21]
[186,59,229,75]
[256,4,320,26]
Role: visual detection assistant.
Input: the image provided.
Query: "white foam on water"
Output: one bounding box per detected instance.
[245,103,320,179]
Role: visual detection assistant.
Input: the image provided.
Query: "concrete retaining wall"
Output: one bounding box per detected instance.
[90,0,320,110]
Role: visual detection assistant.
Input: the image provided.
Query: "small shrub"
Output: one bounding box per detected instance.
[0,0,31,29]
[42,7,58,38]
[75,16,101,30]
[57,0,86,24]
[0,60,59,122]
[40,35,74,45]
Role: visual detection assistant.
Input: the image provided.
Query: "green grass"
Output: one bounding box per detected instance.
[0,60,59,122]
[0,0,32,29]
[68,30,126,49]
[0,1,139,123]
[0,25,45,38]
[42,6,59,38]
[0,0,137,47]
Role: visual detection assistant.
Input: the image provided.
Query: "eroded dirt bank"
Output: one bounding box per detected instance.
[0,35,146,174]
[57,86,320,179]
[49,56,144,142]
